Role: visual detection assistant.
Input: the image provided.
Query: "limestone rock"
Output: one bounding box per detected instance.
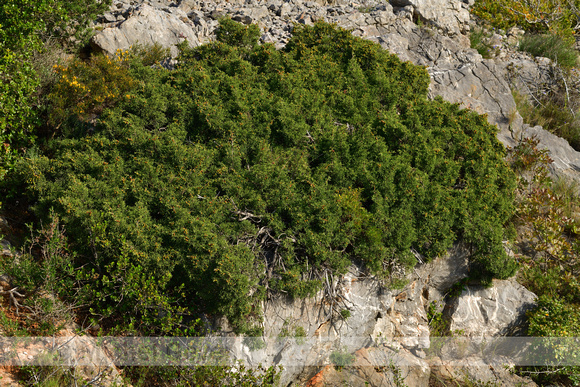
[390,0,470,35]
[415,242,469,304]
[448,279,537,338]
[232,6,270,25]
[0,239,20,260]
[429,59,519,145]
[0,239,13,257]
[0,274,14,291]
[56,333,125,385]
[91,4,200,57]
[432,358,537,387]
[416,243,469,293]
[518,124,580,187]
[306,347,430,386]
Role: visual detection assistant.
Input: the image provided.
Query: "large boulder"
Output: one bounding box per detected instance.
[91,4,200,57]
[389,0,470,36]
[448,279,537,338]
[520,124,580,185]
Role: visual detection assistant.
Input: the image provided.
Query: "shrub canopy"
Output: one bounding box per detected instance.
[0,0,112,184]
[20,21,517,333]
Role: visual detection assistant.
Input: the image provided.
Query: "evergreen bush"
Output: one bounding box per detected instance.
[0,0,112,190]
[18,20,517,334]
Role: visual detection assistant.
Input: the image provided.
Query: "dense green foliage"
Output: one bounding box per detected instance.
[16,20,517,334]
[526,296,580,385]
[0,0,112,191]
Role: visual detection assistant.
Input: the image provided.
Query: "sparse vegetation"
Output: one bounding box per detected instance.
[469,27,498,59]
[427,301,449,337]
[507,136,580,384]
[330,348,356,369]
[519,33,578,68]
[511,69,580,151]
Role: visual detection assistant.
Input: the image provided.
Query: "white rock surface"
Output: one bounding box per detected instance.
[449,279,537,338]
[92,4,201,56]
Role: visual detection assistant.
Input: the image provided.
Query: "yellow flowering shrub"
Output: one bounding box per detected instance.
[49,50,135,128]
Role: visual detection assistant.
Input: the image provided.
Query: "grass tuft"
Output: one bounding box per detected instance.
[519,33,578,68]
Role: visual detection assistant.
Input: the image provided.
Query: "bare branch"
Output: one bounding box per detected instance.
[0,287,27,315]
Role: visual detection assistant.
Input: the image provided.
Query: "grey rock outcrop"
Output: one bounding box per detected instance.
[371,20,518,140]
[91,4,201,57]
[390,0,470,36]
[519,124,580,184]
[227,264,433,386]
[448,279,537,338]
[211,244,536,386]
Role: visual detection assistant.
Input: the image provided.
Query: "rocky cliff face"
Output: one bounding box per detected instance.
[9,0,579,385]
[211,244,537,386]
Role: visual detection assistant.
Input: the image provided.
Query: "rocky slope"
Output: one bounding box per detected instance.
[3,0,580,385]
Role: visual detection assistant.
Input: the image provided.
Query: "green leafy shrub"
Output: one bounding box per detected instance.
[509,138,580,279]
[0,0,112,188]
[128,42,171,67]
[525,296,580,385]
[472,0,580,37]
[427,301,449,337]
[18,20,517,334]
[508,136,580,384]
[215,17,261,50]
[519,33,578,68]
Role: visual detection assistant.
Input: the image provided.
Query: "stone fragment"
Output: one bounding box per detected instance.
[101,12,119,23]
[277,3,293,17]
